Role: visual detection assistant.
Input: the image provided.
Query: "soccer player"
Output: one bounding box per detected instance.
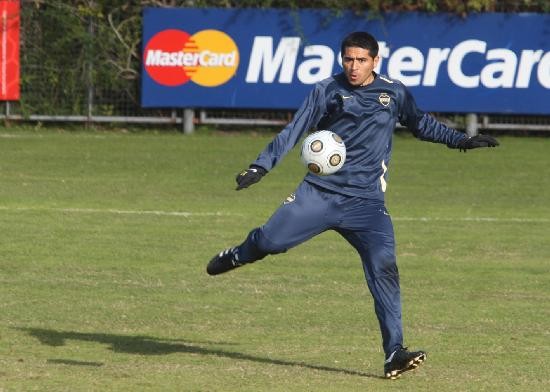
[207,31,499,379]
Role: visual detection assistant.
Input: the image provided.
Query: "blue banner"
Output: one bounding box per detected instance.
[141,8,550,114]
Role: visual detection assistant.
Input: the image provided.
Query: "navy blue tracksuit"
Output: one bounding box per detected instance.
[234,72,466,356]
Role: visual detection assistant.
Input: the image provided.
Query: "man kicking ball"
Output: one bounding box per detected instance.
[207,31,499,379]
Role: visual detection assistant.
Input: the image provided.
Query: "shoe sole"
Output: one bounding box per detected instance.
[385,352,426,380]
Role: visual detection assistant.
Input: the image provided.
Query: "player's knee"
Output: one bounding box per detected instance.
[371,249,398,278]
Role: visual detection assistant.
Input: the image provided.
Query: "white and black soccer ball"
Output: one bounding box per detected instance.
[300,130,346,176]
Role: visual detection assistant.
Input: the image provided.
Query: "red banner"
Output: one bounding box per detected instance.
[0,0,19,100]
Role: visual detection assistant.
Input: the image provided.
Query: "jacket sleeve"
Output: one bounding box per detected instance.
[397,82,467,148]
[252,84,325,171]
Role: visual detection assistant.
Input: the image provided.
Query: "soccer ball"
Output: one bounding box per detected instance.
[300,130,346,176]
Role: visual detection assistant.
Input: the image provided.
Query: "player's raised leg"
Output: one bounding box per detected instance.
[207,182,331,275]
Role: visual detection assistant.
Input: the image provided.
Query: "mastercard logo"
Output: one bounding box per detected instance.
[144,29,239,87]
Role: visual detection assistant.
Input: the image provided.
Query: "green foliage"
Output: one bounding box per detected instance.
[20,3,89,114]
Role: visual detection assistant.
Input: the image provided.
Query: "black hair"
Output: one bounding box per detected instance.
[340,32,379,58]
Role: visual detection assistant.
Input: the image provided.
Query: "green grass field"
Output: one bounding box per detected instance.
[0,126,549,391]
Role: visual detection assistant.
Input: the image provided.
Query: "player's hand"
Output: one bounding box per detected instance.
[457,134,499,152]
[235,165,267,190]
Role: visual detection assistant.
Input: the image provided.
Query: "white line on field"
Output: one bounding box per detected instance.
[392,216,550,223]
[0,205,548,223]
[0,206,238,217]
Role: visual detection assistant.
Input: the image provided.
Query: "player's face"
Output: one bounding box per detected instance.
[342,47,379,87]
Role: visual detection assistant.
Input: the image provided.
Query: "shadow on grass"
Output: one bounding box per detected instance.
[19,327,382,379]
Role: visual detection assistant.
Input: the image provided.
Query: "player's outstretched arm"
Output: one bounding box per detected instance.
[235,165,267,190]
[456,134,500,152]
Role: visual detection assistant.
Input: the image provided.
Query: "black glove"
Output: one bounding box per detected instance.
[235,165,267,190]
[457,134,499,152]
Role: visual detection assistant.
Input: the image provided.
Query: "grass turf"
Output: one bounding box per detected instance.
[0,127,549,391]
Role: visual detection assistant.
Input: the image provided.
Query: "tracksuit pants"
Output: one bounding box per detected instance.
[235,180,403,356]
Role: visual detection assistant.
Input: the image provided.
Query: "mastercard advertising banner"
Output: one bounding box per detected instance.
[142,8,550,114]
[0,0,19,101]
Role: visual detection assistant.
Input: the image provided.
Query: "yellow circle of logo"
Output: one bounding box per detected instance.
[182,30,239,87]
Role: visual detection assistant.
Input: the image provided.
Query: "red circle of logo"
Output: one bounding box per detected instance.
[144,29,192,86]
